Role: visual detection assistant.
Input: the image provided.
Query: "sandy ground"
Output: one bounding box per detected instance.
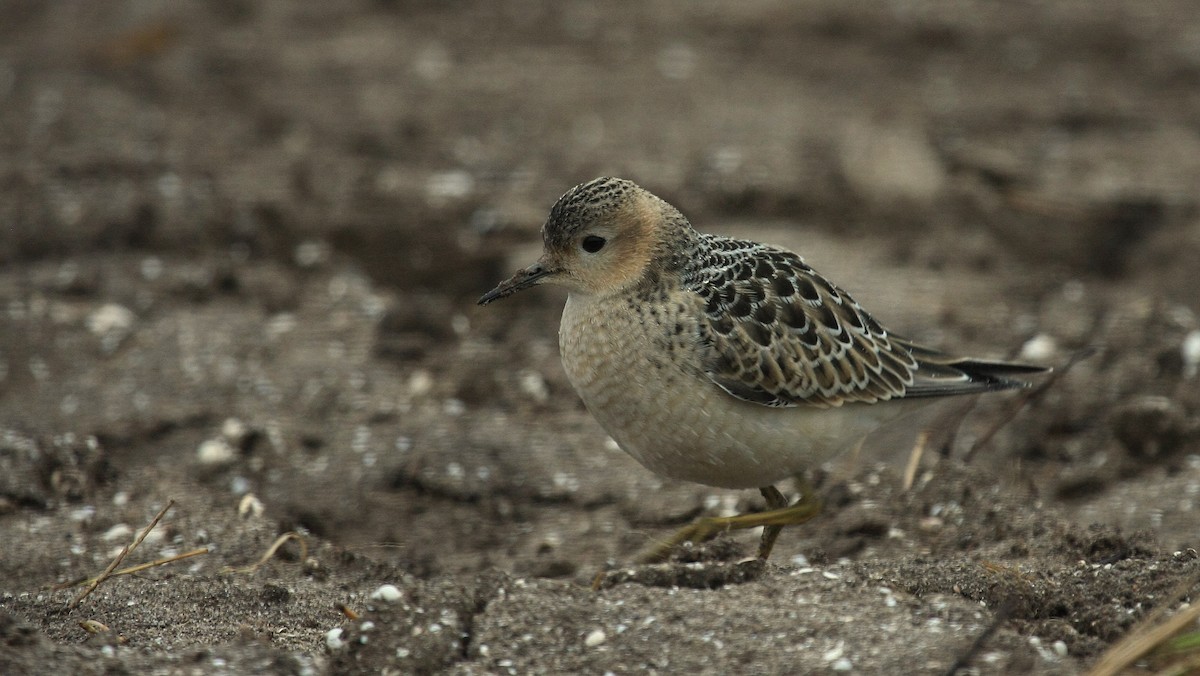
[2,1,1200,674]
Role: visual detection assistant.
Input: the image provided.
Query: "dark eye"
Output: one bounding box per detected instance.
[581,235,606,253]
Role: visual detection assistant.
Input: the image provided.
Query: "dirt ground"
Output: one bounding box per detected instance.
[2,1,1200,674]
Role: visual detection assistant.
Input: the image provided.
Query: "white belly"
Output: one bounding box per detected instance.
[558,293,919,489]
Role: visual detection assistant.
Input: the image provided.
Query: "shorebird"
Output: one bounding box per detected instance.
[479,177,1045,561]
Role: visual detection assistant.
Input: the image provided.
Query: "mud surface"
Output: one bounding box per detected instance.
[3,2,1200,674]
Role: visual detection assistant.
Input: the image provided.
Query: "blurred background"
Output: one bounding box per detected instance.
[1,1,1200,669]
[5,1,1200,289]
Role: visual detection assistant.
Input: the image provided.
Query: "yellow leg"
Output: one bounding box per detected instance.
[639,479,823,563]
[757,485,790,559]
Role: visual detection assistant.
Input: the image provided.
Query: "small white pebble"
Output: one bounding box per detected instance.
[1020,333,1058,362]
[294,240,331,268]
[325,628,345,650]
[1182,330,1200,378]
[540,532,563,550]
[86,304,134,336]
[222,418,250,444]
[822,571,841,580]
[265,313,297,340]
[823,640,845,662]
[230,476,251,495]
[407,370,434,397]
[196,438,236,466]
[451,314,470,336]
[426,171,474,202]
[371,584,402,602]
[111,491,129,507]
[359,621,375,632]
[584,629,607,647]
[237,494,264,519]
[101,524,132,542]
[517,370,549,403]
[1053,640,1068,657]
[52,394,77,415]
[918,516,943,532]
[140,257,163,280]
[552,472,580,493]
[831,657,853,671]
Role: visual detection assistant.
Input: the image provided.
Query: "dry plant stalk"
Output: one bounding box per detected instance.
[52,548,210,591]
[68,499,175,609]
[221,532,307,574]
[963,347,1091,464]
[1086,571,1200,676]
[902,429,929,492]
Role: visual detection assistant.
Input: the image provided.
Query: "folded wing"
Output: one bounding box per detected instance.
[684,237,1045,409]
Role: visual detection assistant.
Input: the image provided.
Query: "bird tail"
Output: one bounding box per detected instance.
[898,340,1050,398]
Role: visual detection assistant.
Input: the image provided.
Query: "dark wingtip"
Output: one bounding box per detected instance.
[901,356,1051,398]
[964,362,1052,376]
[953,359,1051,391]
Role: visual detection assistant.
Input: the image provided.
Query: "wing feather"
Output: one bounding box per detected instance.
[681,235,1044,408]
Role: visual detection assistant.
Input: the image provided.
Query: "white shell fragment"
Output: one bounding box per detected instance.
[370,584,402,602]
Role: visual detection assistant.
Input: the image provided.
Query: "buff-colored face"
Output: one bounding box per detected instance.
[478,178,660,305]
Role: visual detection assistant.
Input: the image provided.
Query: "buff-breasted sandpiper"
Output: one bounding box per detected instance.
[479,177,1046,561]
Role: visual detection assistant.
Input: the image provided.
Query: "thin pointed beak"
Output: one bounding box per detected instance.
[477,262,553,306]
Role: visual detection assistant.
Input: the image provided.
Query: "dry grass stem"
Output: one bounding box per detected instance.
[52,547,210,591]
[1086,572,1200,676]
[221,532,307,574]
[68,499,175,609]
